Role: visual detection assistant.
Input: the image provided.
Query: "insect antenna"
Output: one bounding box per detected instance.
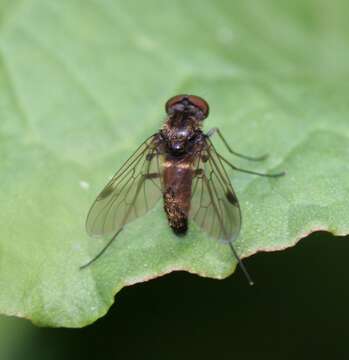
[80,228,123,270]
[228,241,254,286]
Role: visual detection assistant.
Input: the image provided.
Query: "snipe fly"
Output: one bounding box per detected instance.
[82,95,285,285]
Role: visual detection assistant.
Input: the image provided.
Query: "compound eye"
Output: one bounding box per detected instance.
[165,94,210,119]
[187,95,209,118]
[165,94,187,114]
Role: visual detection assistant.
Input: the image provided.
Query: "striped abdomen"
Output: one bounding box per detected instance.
[163,157,193,235]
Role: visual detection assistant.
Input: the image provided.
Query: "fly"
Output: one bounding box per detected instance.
[82,94,285,285]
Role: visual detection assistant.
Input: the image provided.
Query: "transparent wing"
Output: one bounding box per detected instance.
[86,135,163,238]
[190,137,241,242]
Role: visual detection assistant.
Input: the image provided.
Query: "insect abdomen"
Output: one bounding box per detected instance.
[163,159,193,235]
[163,188,188,234]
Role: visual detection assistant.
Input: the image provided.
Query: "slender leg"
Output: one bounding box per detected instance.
[207,127,268,161]
[80,172,161,270]
[80,228,123,269]
[218,153,285,177]
[200,172,254,286]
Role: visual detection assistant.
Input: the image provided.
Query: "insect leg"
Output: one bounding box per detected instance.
[206,127,268,161]
[200,171,254,286]
[227,241,254,286]
[218,153,285,177]
[80,228,123,269]
[80,172,161,270]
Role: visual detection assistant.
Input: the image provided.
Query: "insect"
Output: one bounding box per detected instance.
[82,94,285,284]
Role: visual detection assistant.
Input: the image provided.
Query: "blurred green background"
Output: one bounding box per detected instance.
[1,0,349,357]
[1,232,348,359]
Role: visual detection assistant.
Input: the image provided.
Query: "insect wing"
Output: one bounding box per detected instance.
[190,138,241,242]
[86,135,162,238]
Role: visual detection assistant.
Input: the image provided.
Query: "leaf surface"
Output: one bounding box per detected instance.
[0,0,348,326]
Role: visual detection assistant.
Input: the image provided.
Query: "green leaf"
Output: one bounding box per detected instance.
[0,0,348,327]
